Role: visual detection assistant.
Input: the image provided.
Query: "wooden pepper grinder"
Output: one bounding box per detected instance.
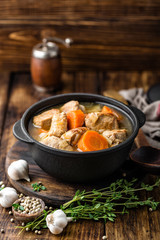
[31,37,73,92]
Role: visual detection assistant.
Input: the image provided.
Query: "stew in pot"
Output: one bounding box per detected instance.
[28,101,132,152]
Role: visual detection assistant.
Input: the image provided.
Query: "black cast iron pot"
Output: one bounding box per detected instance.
[13,93,145,183]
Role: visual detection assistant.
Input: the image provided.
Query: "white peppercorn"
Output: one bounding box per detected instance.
[1,229,5,233]
[102,236,107,240]
[0,181,4,185]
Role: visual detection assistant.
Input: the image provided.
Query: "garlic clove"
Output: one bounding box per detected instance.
[8,159,30,182]
[46,209,72,235]
[54,217,68,229]
[24,176,30,182]
[48,224,63,235]
[0,187,18,208]
[53,209,66,218]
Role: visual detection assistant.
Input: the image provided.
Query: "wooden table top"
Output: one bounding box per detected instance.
[0,71,160,240]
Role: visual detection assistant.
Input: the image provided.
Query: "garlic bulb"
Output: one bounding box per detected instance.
[46,209,72,235]
[8,159,30,182]
[0,187,18,208]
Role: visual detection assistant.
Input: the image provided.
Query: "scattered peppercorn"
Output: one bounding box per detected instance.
[19,193,24,198]
[10,218,14,223]
[1,229,4,233]
[8,211,12,215]
[102,236,107,240]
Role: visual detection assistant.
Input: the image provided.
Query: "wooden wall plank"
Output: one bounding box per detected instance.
[0,72,10,141]
[0,23,160,71]
[0,0,160,18]
[0,0,160,71]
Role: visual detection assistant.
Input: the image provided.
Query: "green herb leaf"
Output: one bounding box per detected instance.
[19,206,24,211]
[31,182,47,192]
[12,203,19,210]
[12,203,24,211]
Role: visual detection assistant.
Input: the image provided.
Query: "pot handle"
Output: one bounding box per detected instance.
[13,120,33,144]
[128,106,146,128]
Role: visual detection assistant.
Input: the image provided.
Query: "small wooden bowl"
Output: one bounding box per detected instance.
[12,197,45,222]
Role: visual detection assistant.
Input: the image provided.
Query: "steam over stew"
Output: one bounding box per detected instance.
[28,101,132,152]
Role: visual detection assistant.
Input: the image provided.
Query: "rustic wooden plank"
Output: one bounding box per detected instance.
[0,72,10,141]
[105,207,151,240]
[0,22,160,71]
[100,72,160,240]
[74,72,99,93]
[1,0,160,73]
[102,71,160,92]
[0,0,160,18]
[145,175,160,239]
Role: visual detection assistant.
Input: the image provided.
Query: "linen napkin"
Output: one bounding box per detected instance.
[119,88,160,148]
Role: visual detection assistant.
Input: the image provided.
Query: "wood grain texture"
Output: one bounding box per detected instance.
[0,72,10,141]
[0,0,160,71]
[0,70,160,239]
[1,0,160,18]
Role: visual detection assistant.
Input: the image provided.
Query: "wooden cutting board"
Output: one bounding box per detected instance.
[5,141,143,206]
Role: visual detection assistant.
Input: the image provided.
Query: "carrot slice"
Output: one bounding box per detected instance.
[102,106,122,121]
[67,109,85,129]
[78,130,108,152]
[102,106,113,114]
[38,128,48,134]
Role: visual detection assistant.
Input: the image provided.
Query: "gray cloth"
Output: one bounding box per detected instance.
[119,88,160,148]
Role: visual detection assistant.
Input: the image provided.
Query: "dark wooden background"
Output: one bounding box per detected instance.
[0,0,160,72]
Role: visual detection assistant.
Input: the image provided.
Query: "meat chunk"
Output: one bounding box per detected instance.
[33,109,60,130]
[48,112,67,137]
[85,112,119,133]
[102,129,127,146]
[61,127,87,146]
[60,100,85,113]
[41,136,73,151]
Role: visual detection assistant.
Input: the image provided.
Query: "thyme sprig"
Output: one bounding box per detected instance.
[16,178,160,233]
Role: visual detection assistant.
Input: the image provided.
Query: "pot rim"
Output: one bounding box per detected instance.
[20,93,141,156]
